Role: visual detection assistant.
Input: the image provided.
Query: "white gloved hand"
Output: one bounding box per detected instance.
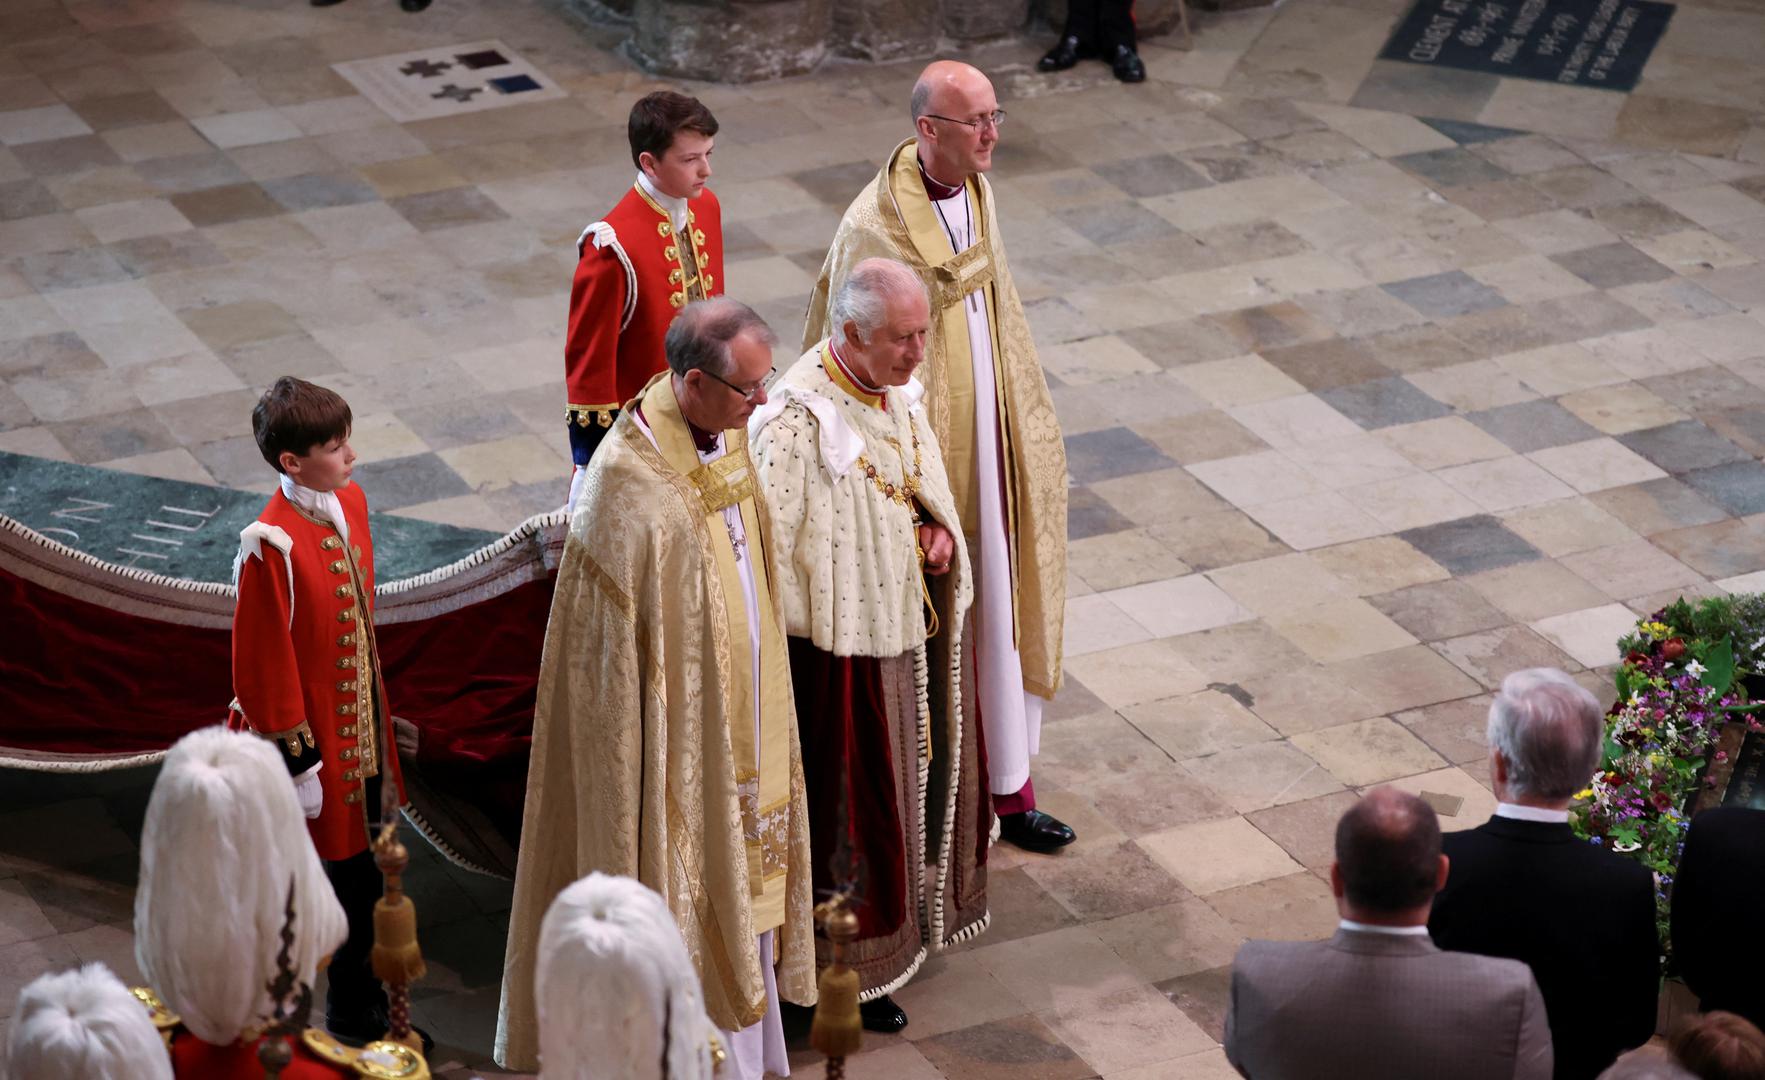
[293,762,324,819]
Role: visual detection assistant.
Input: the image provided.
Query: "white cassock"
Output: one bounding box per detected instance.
[930,184,1044,799]
[633,411,789,1080]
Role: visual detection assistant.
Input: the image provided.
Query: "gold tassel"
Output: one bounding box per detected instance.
[809,900,863,1061]
[370,897,427,985]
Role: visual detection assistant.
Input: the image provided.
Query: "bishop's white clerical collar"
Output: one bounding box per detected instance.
[280,473,349,545]
[1494,802,1570,824]
[636,171,688,231]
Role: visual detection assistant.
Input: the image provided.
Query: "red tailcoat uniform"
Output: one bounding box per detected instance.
[563,182,723,467]
[135,987,431,1079]
[231,482,404,862]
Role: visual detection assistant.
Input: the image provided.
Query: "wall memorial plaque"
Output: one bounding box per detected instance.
[1378,0,1675,92]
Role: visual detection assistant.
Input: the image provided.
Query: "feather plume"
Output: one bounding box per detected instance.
[133,727,348,1045]
[5,962,172,1080]
[535,873,716,1080]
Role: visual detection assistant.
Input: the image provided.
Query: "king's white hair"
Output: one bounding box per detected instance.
[830,257,927,350]
[6,963,172,1080]
[535,873,716,1080]
[133,726,348,1046]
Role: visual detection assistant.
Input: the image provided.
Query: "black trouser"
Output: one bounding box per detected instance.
[324,775,387,1023]
[1063,0,1136,52]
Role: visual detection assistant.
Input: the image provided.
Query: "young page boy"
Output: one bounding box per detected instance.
[230,376,408,1046]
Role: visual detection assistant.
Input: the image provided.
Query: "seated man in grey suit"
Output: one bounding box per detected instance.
[1225,787,1554,1080]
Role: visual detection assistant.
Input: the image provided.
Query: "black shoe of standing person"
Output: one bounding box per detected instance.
[999,809,1077,853]
[1111,44,1147,83]
[1038,35,1087,72]
[860,994,909,1034]
[310,0,347,7]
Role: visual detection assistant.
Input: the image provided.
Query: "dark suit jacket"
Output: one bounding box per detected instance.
[1672,806,1765,1031]
[1429,815,1659,1080]
[1225,928,1553,1080]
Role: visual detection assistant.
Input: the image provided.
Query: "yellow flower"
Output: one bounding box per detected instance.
[1574,788,1593,800]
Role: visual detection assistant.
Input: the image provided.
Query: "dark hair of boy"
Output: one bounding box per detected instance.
[251,376,352,473]
[627,91,719,169]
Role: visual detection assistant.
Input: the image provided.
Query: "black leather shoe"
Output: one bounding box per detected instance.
[1038,35,1087,72]
[309,0,347,7]
[860,994,909,1033]
[999,809,1077,852]
[1111,45,1147,83]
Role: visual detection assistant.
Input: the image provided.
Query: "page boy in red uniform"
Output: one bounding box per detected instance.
[563,90,725,505]
[230,375,410,1047]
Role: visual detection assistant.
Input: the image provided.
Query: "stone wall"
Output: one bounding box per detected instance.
[622,0,1185,82]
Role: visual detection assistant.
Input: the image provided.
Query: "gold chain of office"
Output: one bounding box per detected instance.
[855,426,922,506]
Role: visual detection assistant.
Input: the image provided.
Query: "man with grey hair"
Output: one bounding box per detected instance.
[1430,668,1658,1080]
[751,256,985,1032]
[498,297,818,1076]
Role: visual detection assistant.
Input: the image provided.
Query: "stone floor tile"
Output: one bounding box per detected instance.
[1550,241,1675,289]
[14,247,132,293]
[1323,644,1486,715]
[1529,437,1670,493]
[1652,518,1765,580]
[1068,528,1192,592]
[1065,428,1179,486]
[1242,790,1362,871]
[1306,536,1449,597]
[1245,491,1389,551]
[909,1012,1098,1080]
[1204,553,1354,617]
[1172,353,1309,408]
[1285,433,1421,492]
[1062,593,1154,657]
[1267,595,1410,666]
[885,953,1025,1042]
[1496,497,1638,559]
[1394,694,1494,765]
[1391,147,1511,188]
[1064,639,1209,710]
[1042,984,1216,1075]
[1402,359,1538,413]
[1146,509,1292,573]
[1202,870,1339,943]
[1681,460,1765,517]
[1231,667,1379,737]
[1494,343,1630,398]
[1102,575,1254,640]
[1180,740,1344,813]
[791,1042,943,1080]
[1464,560,1615,623]
[1561,537,1712,601]
[1587,476,1733,536]
[1375,416,1511,471]
[1609,277,1736,323]
[1227,393,1364,449]
[1493,208,1621,255]
[1292,285,1428,339]
[1154,967,1236,1048]
[1531,603,1649,668]
[0,178,58,220]
[1617,419,1751,474]
[974,925,1148,1013]
[167,180,279,226]
[1384,767,1499,830]
[1185,449,1325,508]
[1558,384,1689,435]
[1122,689,1281,761]
[1139,816,1302,897]
[1465,254,1594,304]
[1369,579,1522,643]
[1432,625,1582,690]
[1381,270,1510,319]
[1349,61,1501,123]
[1398,514,1543,575]
[1118,319,1250,370]
[1338,472,1481,532]
[1436,455,1577,513]
[1315,375,1452,430]
[1024,840,1192,924]
[1291,717,1448,787]
[1067,487,1136,541]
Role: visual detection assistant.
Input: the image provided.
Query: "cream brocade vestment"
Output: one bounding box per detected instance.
[494,374,815,1072]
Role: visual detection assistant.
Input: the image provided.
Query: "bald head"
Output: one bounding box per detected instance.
[1335,787,1444,916]
[911,60,999,183]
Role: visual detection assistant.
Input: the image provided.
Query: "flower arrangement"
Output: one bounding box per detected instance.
[1571,596,1765,966]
